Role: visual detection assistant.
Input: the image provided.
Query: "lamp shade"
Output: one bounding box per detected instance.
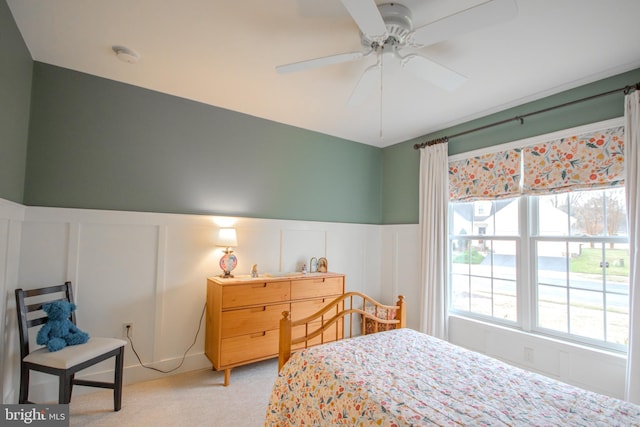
[216,228,238,248]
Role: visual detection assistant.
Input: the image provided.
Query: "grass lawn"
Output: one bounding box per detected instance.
[452,249,485,264]
[570,247,629,277]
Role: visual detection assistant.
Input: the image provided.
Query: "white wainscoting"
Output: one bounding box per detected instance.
[380,225,421,330]
[448,315,628,399]
[4,203,385,403]
[0,199,26,405]
[0,202,628,403]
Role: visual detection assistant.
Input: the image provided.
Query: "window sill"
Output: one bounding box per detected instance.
[448,313,627,361]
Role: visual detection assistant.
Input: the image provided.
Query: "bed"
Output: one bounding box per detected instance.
[266,292,640,426]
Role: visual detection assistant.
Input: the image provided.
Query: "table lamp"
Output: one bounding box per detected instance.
[216,227,238,278]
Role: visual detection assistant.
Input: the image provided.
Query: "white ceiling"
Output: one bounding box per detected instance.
[7,0,640,148]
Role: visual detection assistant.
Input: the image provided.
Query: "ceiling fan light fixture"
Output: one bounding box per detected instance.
[361,3,412,49]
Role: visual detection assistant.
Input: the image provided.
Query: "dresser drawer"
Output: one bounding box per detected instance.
[290,297,342,321]
[222,281,290,309]
[206,274,344,383]
[291,276,343,300]
[220,329,279,366]
[221,303,289,339]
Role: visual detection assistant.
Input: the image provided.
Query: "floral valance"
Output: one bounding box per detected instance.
[522,126,625,194]
[449,149,521,201]
[448,124,625,202]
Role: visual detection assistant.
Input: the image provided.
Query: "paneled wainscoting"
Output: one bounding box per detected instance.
[0,199,628,403]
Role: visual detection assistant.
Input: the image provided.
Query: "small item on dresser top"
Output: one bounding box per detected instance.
[301,263,307,274]
[317,257,328,273]
[310,257,318,273]
[250,264,258,278]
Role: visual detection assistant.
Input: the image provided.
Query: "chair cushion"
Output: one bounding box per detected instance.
[24,337,127,369]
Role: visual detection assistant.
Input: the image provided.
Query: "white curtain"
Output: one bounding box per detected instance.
[625,89,640,404]
[418,142,449,339]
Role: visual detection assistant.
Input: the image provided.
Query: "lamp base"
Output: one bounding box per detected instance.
[219,252,238,279]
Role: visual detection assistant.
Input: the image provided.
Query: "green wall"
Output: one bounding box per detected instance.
[381,67,640,224]
[0,0,32,203]
[24,63,382,223]
[6,1,639,226]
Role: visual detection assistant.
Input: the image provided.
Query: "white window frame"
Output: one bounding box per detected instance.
[447,117,627,353]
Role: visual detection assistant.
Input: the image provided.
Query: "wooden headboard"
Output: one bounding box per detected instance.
[278,291,406,370]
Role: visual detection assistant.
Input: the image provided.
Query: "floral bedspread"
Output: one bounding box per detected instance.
[265,328,640,426]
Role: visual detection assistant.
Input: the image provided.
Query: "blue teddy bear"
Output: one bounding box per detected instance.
[36,300,90,352]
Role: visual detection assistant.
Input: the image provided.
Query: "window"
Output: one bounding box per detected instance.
[532,188,628,349]
[448,120,628,352]
[450,198,519,324]
[450,189,629,351]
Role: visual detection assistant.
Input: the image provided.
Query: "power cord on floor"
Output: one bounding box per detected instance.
[125,302,206,374]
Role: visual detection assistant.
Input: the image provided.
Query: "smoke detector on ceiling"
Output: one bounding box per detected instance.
[112,46,139,64]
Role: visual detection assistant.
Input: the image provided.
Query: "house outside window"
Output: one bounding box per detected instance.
[448,119,628,352]
[450,198,519,323]
[533,189,628,349]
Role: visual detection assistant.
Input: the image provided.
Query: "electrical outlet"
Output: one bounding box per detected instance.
[123,322,133,339]
[524,346,534,363]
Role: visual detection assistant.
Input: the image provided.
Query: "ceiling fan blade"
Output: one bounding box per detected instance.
[341,0,388,43]
[276,51,364,74]
[348,63,380,107]
[408,0,517,47]
[401,54,467,91]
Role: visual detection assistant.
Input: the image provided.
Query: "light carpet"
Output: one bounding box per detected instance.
[69,358,279,426]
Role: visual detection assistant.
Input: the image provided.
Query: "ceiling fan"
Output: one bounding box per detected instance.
[276,0,518,106]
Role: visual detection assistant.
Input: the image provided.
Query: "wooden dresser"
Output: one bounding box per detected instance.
[205,272,345,385]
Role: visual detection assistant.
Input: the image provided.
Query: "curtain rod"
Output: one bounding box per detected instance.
[413,81,640,150]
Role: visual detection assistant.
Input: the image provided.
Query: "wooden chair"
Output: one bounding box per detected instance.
[15,282,126,410]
